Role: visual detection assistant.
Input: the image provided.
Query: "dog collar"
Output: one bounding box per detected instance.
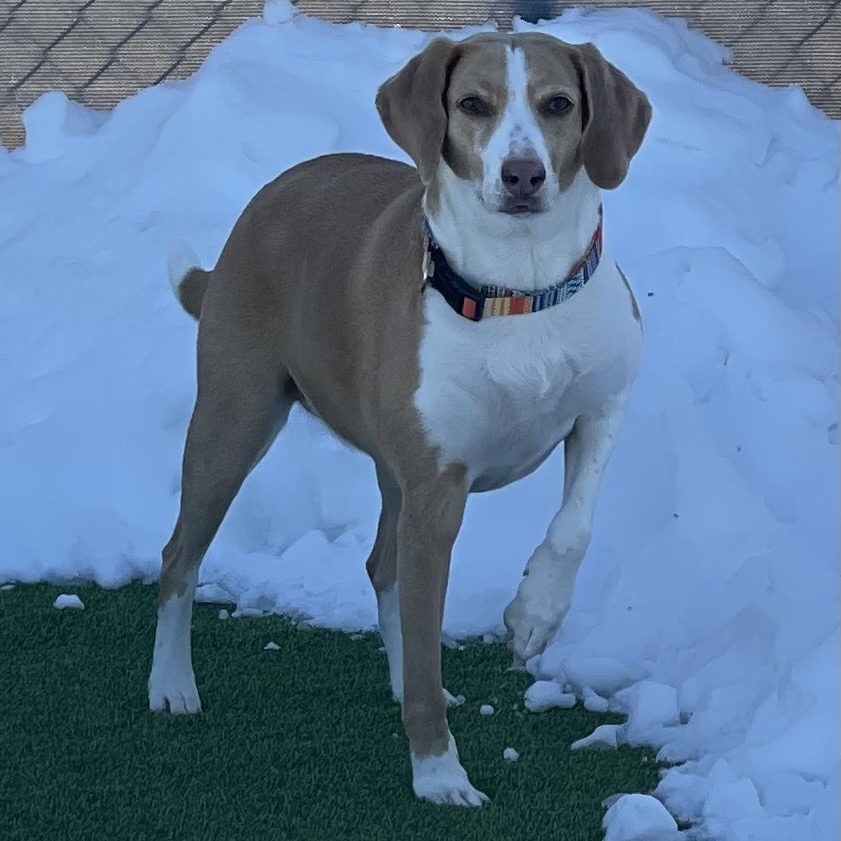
[421,206,603,322]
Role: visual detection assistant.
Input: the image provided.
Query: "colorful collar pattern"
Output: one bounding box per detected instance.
[421,206,604,322]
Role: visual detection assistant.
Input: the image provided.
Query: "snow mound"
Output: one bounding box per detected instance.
[0,4,837,839]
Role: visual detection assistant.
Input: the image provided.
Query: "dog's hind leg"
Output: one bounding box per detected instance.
[366,464,404,701]
[149,319,296,715]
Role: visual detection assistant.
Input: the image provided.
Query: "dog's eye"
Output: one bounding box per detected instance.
[544,96,572,115]
[459,96,491,117]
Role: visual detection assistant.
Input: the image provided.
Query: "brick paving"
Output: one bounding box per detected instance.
[1,0,838,149]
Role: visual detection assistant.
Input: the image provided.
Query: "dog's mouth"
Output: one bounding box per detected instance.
[495,195,546,216]
[500,201,545,216]
[477,190,547,217]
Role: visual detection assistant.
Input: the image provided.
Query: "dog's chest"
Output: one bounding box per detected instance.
[414,280,636,492]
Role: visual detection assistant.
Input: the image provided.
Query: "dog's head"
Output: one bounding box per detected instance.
[376,32,651,216]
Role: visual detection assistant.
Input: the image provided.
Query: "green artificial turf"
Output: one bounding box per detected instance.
[1,581,658,841]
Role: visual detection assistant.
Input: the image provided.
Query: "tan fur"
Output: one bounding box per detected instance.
[572,42,652,189]
[441,39,508,182]
[377,33,651,206]
[153,32,651,797]
[617,264,642,324]
[174,267,209,320]
[159,152,462,757]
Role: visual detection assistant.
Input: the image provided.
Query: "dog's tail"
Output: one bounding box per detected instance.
[167,240,208,320]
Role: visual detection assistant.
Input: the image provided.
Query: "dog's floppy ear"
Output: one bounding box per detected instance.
[573,43,652,190]
[376,37,458,185]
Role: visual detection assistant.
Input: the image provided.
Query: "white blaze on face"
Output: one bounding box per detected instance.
[481,46,552,202]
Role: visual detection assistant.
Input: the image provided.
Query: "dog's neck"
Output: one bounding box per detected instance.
[423,165,603,294]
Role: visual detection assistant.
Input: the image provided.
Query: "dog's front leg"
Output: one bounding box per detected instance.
[397,464,487,807]
[504,398,629,662]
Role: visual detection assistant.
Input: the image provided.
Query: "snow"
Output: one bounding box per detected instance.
[524,679,578,712]
[0,2,838,838]
[583,686,610,713]
[479,703,495,716]
[603,794,679,841]
[52,594,84,610]
[572,723,621,751]
[263,641,280,651]
[503,747,520,762]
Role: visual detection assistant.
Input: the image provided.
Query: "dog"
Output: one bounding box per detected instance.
[148,31,651,807]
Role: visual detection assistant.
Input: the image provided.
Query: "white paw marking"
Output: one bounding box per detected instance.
[504,560,571,661]
[148,667,202,715]
[148,589,202,715]
[411,733,489,807]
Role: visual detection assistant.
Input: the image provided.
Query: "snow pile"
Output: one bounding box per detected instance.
[0,2,838,838]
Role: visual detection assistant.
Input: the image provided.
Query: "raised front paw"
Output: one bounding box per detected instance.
[503,573,569,662]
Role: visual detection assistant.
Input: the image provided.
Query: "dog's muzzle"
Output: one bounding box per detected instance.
[498,156,547,215]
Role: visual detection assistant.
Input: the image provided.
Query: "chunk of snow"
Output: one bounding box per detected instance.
[263,641,280,651]
[53,594,84,610]
[571,724,621,751]
[603,794,679,841]
[1,583,14,591]
[583,686,610,713]
[563,657,644,697]
[218,609,229,620]
[524,680,577,712]
[503,747,519,761]
[479,704,495,716]
[616,680,681,734]
[263,0,297,25]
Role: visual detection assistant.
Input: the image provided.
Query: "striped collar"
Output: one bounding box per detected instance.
[421,206,603,322]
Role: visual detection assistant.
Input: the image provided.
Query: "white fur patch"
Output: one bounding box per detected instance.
[167,239,201,297]
[481,47,553,204]
[377,585,404,702]
[427,165,604,294]
[148,570,201,715]
[411,733,488,806]
[504,401,630,659]
[415,248,640,490]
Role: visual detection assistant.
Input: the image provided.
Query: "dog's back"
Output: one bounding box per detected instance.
[171,153,422,320]
[173,152,429,455]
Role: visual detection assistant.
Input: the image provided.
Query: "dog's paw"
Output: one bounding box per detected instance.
[411,734,488,807]
[148,667,202,715]
[415,776,489,807]
[503,573,569,662]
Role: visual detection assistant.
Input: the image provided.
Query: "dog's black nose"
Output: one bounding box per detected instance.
[501,158,546,198]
